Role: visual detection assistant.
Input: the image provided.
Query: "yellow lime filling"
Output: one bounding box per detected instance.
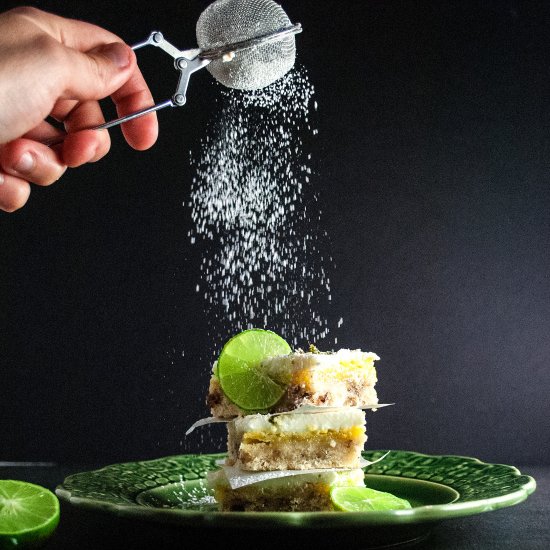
[242,426,365,444]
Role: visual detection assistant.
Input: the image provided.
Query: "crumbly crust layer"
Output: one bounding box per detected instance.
[206,376,242,418]
[226,414,367,471]
[207,373,378,418]
[214,480,335,511]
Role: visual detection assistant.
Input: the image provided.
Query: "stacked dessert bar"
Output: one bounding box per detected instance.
[206,347,381,511]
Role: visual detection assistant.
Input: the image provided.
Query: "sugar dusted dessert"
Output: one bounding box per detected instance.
[226,408,367,471]
[188,330,387,512]
[207,346,380,418]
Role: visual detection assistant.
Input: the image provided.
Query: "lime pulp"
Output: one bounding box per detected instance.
[0,480,60,549]
[216,328,292,411]
[330,486,412,512]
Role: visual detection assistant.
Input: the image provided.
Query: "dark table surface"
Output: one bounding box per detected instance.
[0,463,547,550]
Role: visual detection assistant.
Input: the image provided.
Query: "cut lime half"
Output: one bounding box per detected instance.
[0,480,60,549]
[217,328,292,411]
[330,486,412,512]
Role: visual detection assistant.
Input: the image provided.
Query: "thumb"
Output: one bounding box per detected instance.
[61,41,135,101]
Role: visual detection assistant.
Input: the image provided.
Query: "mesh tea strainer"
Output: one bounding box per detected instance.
[197,0,298,90]
[45,0,301,146]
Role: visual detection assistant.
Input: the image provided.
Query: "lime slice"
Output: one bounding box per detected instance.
[217,328,292,411]
[0,480,60,549]
[330,486,412,512]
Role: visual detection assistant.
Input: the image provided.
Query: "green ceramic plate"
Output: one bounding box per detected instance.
[56,450,535,530]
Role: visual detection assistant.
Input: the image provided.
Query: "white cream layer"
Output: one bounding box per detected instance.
[185,404,394,436]
[211,349,380,376]
[261,348,379,374]
[232,407,366,435]
[211,465,367,490]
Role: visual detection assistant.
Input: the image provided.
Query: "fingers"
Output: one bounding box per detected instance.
[61,129,110,167]
[57,99,112,166]
[0,9,136,143]
[0,122,66,213]
[74,45,158,151]
[60,42,134,101]
[18,8,159,149]
[54,43,158,152]
[112,81,158,151]
[0,139,67,186]
[2,7,159,151]
[0,172,31,213]
[22,119,65,143]
[0,115,108,213]
[0,6,159,213]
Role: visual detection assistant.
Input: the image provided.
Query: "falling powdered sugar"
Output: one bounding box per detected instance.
[187,66,338,353]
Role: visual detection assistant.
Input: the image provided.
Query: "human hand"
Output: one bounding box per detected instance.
[0,6,158,212]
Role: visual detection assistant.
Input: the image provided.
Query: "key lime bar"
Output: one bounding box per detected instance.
[226,408,367,471]
[207,468,365,512]
[207,347,380,417]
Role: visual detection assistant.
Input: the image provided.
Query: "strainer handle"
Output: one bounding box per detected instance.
[44,32,210,147]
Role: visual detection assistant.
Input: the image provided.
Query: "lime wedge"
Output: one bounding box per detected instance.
[217,329,292,411]
[0,480,60,549]
[330,486,412,512]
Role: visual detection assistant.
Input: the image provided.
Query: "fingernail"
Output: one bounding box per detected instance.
[14,152,35,174]
[100,42,131,69]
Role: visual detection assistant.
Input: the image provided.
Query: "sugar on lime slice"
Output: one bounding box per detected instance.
[330,486,412,512]
[0,480,60,549]
[216,328,292,411]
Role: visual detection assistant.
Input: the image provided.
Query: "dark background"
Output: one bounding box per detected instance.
[1,0,549,467]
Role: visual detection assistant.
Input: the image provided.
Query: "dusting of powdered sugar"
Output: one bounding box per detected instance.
[187,65,340,356]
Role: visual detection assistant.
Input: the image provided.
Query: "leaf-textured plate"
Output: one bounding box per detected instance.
[56,450,536,529]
